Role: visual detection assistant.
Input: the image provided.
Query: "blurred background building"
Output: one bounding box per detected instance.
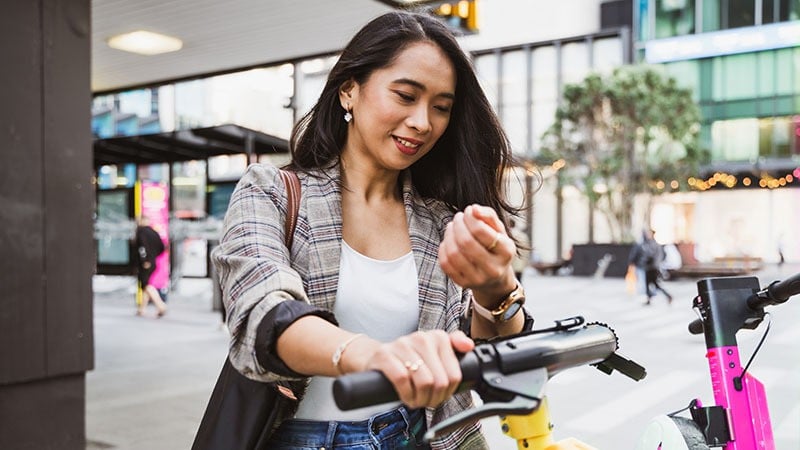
[90,0,799,284]
[633,0,800,265]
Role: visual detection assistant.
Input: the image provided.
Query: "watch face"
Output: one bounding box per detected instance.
[501,301,523,322]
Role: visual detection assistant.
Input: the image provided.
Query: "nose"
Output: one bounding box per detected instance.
[405,105,432,134]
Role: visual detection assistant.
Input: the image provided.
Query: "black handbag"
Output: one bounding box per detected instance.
[192,169,301,450]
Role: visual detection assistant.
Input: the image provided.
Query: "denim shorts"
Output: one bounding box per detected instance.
[265,405,430,449]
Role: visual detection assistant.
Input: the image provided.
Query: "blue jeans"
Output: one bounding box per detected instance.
[266,405,430,449]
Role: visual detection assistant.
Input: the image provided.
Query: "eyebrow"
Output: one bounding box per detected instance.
[392,78,455,100]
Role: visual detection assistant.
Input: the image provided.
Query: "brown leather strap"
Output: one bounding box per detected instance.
[278,169,301,249]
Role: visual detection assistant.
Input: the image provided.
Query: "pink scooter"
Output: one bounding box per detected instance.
[636,272,800,450]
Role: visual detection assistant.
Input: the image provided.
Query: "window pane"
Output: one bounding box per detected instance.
[727,0,756,28]
[208,154,247,182]
[532,46,557,101]
[703,0,721,31]
[96,191,132,264]
[711,118,759,160]
[664,60,700,101]
[501,50,527,107]
[712,57,725,101]
[656,0,696,37]
[532,102,557,149]
[722,54,758,100]
[501,50,529,154]
[757,51,776,96]
[793,115,800,155]
[172,160,207,219]
[175,67,295,139]
[504,105,529,155]
[297,56,338,118]
[763,0,776,23]
[475,54,499,112]
[532,46,558,152]
[759,117,796,158]
[210,67,294,139]
[592,38,623,75]
[775,48,796,95]
[138,163,168,183]
[561,42,589,86]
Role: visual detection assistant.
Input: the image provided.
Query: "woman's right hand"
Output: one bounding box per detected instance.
[343,330,474,409]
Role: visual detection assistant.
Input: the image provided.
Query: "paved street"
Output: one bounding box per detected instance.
[88,265,800,449]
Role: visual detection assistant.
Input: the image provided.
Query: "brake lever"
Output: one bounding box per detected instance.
[424,396,541,442]
[424,367,548,441]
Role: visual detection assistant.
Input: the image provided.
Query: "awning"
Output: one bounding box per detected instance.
[93,124,289,168]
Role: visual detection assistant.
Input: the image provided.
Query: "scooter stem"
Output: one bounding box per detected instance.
[502,397,598,450]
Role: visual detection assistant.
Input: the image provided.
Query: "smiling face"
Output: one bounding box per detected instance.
[339,41,456,173]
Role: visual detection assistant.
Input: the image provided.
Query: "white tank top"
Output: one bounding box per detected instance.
[294,240,419,420]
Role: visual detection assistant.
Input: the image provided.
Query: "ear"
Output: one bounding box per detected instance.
[339,79,356,110]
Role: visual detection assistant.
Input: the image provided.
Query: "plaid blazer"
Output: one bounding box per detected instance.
[212,163,487,449]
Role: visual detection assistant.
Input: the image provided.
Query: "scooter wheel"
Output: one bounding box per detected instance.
[671,417,709,450]
[635,415,710,450]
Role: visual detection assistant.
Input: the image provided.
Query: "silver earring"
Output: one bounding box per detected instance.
[344,111,353,123]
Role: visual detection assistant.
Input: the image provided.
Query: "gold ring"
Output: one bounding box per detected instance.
[487,232,500,251]
[404,359,424,373]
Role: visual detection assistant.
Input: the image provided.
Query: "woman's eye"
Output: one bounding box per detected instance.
[395,91,415,102]
[434,105,452,113]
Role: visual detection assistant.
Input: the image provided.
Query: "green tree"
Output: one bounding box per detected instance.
[540,65,707,243]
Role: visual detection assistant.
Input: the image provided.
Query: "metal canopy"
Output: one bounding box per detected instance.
[93,124,288,168]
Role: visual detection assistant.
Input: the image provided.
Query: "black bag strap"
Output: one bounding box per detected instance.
[278,170,300,249]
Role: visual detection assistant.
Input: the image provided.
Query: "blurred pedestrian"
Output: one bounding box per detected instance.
[207,10,533,450]
[628,229,673,305]
[135,217,167,317]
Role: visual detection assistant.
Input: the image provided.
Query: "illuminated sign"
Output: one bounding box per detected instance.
[645,21,800,63]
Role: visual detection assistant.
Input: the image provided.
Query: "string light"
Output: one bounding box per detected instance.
[536,159,799,192]
[688,168,799,191]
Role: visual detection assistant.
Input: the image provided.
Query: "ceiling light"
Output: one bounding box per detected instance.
[107,30,183,56]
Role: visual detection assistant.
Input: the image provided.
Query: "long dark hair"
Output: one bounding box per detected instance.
[288,11,519,223]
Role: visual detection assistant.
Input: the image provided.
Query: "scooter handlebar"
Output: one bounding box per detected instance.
[333,324,618,411]
[751,272,800,308]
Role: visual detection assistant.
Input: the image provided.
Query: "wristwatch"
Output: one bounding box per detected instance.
[472,283,526,323]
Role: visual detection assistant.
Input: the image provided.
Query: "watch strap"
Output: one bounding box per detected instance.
[471,283,525,323]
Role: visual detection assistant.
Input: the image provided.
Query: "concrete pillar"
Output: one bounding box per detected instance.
[0,1,93,448]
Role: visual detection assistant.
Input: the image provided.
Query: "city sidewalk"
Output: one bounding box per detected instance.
[86,264,797,449]
[88,276,226,450]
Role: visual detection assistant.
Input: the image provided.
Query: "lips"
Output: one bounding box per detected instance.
[393,136,423,155]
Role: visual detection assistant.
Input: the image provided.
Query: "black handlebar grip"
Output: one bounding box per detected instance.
[332,370,395,410]
[333,325,617,411]
[688,318,704,335]
[333,352,481,411]
[766,272,800,303]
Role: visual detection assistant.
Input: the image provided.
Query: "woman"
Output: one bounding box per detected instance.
[135,217,167,317]
[213,11,533,449]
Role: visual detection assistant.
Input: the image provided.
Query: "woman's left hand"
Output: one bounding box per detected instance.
[438,204,517,295]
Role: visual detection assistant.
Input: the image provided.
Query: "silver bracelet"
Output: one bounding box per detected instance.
[331,333,365,375]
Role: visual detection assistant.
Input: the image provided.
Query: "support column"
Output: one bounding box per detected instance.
[0,1,93,449]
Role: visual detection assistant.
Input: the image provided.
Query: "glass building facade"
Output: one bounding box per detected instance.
[635,0,800,262]
[91,58,335,272]
[636,0,800,163]
[471,32,627,157]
